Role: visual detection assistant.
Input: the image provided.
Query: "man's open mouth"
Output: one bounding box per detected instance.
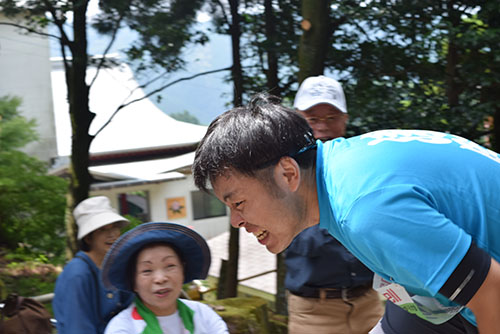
[253,230,268,241]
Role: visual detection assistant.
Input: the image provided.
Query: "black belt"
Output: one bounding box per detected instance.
[291,283,372,300]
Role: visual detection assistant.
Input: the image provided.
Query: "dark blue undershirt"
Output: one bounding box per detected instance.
[284,224,374,295]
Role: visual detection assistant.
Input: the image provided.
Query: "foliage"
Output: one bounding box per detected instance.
[0,96,68,262]
[206,0,301,102]
[0,263,58,314]
[324,1,500,149]
[120,214,143,234]
[0,96,38,150]
[94,0,207,73]
[0,0,214,256]
[1,270,58,296]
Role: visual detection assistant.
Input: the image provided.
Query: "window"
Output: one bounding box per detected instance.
[118,191,150,222]
[191,190,227,220]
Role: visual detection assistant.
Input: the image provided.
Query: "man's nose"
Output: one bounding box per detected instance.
[313,122,329,131]
[230,210,246,228]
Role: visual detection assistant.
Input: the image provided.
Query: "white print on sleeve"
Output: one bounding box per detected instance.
[361,130,500,165]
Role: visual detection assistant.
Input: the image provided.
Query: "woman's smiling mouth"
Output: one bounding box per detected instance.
[154,288,171,298]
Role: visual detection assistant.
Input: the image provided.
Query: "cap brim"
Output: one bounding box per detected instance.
[101,222,211,291]
[295,98,347,114]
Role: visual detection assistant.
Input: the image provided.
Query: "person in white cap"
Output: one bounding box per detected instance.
[284,76,383,333]
[293,75,348,141]
[53,196,134,334]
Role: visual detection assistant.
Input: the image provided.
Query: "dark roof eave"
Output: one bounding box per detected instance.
[89,142,199,166]
[90,174,186,191]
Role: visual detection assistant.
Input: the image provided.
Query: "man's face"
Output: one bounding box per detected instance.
[298,103,348,141]
[212,166,308,254]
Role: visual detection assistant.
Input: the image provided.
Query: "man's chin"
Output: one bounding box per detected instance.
[265,242,288,254]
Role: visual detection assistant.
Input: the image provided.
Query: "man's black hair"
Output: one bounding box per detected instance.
[193,93,316,192]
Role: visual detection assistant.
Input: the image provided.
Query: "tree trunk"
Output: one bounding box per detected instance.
[219,0,243,299]
[445,3,461,108]
[66,0,94,257]
[264,0,280,97]
[275,252,287,315]
[493,107,500,153]
[263,0,286,315]
[298,0,330,83]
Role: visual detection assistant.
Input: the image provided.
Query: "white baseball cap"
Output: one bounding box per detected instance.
[293,75,347,113]
[74,196,129,240]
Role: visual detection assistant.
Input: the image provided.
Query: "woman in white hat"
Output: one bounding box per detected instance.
[53,196,134,334]
[101,222,228,334]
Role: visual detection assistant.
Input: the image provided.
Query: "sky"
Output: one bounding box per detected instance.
[50,1,232,125]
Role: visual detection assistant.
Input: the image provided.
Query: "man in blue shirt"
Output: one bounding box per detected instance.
[192,94,500,334]
[286,76,383,333]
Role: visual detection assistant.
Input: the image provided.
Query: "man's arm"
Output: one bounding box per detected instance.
[466,258,500,334]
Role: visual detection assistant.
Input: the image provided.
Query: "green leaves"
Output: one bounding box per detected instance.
[324,0,500,149]
[0,96,38,151]
[0,96,67,262]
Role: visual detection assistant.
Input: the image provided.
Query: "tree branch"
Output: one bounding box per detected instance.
[41,0,74,51]
[88,13,126,88]
[214,0,231,28]
[94,66,232,137]
[0,22,61,40]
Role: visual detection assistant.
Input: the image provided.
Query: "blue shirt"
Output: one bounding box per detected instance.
[53,251,134,334]
[285,224,374,293]
[316,130,500,325]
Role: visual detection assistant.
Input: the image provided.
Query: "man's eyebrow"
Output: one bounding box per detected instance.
[223,191,234,203]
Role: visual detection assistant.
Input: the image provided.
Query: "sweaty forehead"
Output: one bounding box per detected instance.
[212,172,237,200]
[212,169,259,202]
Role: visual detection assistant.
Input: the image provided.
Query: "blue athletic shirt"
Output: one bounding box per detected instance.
[316,129,500,326]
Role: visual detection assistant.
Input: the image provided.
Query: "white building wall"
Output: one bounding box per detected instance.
[0,14,57,162]
[91,174,229,240]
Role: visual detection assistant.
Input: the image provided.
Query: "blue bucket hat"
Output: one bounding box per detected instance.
[101,222,211,291]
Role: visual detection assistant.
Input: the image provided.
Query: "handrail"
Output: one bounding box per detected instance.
[31,292,55,303]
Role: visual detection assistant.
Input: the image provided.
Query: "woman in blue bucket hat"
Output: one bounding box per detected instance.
[101,222,228,334]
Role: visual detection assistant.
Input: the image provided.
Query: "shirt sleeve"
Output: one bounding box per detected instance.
[104,310,133,334]
[340,184,472,296]
[196,303,229,333]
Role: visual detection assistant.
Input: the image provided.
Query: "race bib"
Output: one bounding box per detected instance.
[373,274,464,324]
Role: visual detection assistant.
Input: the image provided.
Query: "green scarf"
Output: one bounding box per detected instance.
[134,296,195,334]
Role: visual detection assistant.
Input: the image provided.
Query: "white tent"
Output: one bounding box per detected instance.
[50,55,208,180]
[51,55,207,158]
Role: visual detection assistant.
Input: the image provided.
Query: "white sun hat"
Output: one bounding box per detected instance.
[74,196,129,240]
[293,75,347,113]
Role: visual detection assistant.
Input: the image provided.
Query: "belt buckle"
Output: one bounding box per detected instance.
[341,288,349,301]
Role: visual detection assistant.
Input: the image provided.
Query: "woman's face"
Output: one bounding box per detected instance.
[134,244,184,316]
[85,222,121,255]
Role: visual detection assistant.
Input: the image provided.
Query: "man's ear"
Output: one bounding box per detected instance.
[275,156,301,192]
